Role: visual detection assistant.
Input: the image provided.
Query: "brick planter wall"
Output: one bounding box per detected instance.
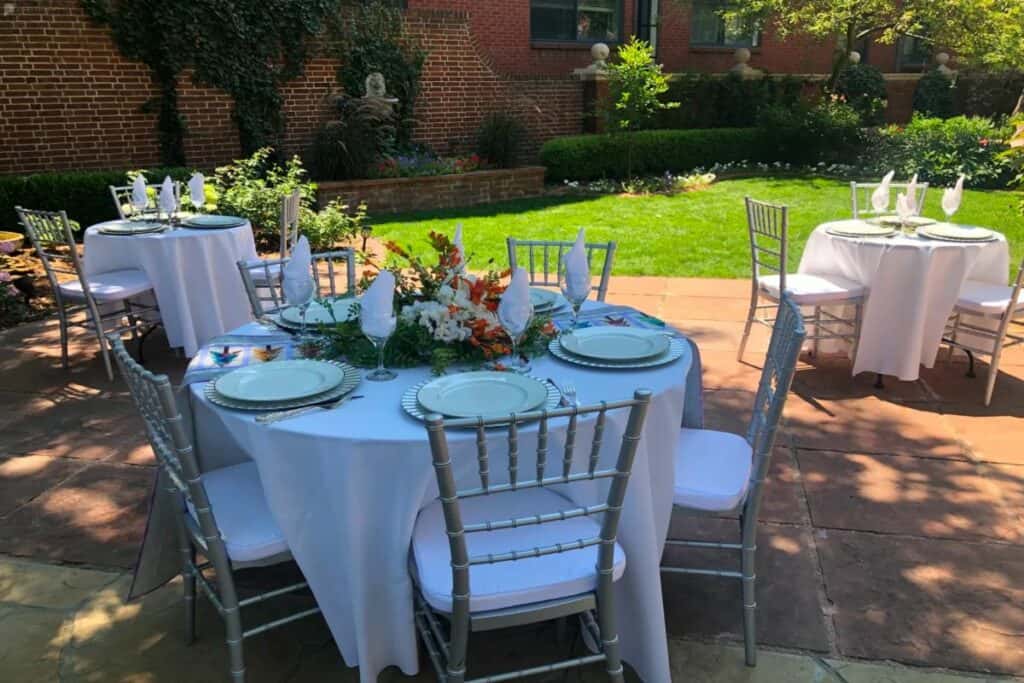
[317,167,545,214]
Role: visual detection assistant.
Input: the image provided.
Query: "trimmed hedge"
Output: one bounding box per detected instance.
[0,167,192,234]
[540,128,777,181]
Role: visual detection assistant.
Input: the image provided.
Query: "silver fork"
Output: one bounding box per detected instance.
[256,394,364,424]
[561,382,579,408]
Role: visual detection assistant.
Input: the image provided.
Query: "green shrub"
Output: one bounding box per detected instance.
[878,115,1014,188]
[605,37,678,133]
[757,98,863,164]
[477,112,524,169]
[913,70,956,118]
[956,70,1024,118]
[308,96,394,181]
[540,128,775,181]
[658,73,805,129]
[834,63,887,125]
[0,167,191,234]
[300,199,367,252]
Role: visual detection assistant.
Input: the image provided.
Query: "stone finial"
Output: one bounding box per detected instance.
[935,52,956,78]
[849,51,862,65]
[590,42,610,69]
[365,72,387,98]
[730,47,760,77]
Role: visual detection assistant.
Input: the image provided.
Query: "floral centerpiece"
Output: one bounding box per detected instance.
[321,232,556,374]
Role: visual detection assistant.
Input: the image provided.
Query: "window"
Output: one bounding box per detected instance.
[690,1,760,48]
[897,35,930,70]
[530,0,621,43]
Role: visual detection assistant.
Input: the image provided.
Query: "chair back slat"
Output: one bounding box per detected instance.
[424,390,651,574]
[506,237,617,302]
[16,207,94,312]
[475,423,490,491]
[238,248,356,318]
[744,197,788,292]
[850,181,929,218]
[536,414,549,482]
[562,411,578,478]
[109,182,182,220]
[279,190,303,259]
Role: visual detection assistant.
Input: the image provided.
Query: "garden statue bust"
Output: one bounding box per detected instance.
[365,72,387,99]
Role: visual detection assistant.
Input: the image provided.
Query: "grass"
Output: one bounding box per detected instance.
[371,176,1024,279]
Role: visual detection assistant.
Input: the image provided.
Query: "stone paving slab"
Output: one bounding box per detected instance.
[798,450,1024,543]
[816,529,1024,675]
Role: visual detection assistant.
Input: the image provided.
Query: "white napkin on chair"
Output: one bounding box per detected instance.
[158,176,177,215]
[942,174,964,217]
[188,173,205,209]
[562,229,591,301]
[905,174,919,215]
[499,268,533,332]
[871,170,895,213]
[282,235,313,305]
[131,175,148,212]
[360,270,397,338]
[453,223,466,271]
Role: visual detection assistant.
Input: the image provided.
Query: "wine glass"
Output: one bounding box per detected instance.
[941,189,960,223]
[282,275,315,348]
[499,302,534,374]
[559,257,589,334]
[361,312,397,381]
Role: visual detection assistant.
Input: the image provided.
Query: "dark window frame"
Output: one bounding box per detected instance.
[689,0,761,49]
[529,0,626,45]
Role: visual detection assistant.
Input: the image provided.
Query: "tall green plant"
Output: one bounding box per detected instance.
[326,0,426,147]
[82,0,339,163]
[605,37,679,132]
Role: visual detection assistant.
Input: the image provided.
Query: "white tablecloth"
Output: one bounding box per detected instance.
[84,221,258,356]
[799,223,1009,380]
[188,323,692,683]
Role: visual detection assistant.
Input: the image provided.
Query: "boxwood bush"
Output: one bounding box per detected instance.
[0,167,191,234]
[540,128,777,181]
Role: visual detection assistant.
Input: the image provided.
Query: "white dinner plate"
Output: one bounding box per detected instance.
[97,220,165,236]
[549,335,687,370]
[214,359,345,403]
[559,327,670,362]
[824,220,896,238]
[417,371,549,419]
[874,215,937,228]
[280,298,359,325]
[529,288,560,311]
[917,223,996,242]
[182,214,247,229]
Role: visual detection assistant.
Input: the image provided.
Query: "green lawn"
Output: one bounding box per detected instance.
[371,176,1024,279]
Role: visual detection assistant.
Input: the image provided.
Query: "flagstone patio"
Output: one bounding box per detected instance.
[1,276,1022,682]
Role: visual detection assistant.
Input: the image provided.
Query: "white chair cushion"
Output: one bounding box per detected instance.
[412,487,626,614]
[759,273,865,306]
[955,279,1024,316]
[188,461,289,564]
[249,262,283,284]
[59,269,153,303]
[673,428,753,513]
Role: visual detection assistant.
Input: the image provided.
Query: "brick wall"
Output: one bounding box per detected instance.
[317,166,546,214]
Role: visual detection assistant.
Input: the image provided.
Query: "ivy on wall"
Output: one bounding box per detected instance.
[81,0,339,165]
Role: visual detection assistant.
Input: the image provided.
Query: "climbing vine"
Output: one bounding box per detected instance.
[81,0,339,164]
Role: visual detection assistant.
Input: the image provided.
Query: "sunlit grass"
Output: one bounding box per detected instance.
[372,176,1023,279]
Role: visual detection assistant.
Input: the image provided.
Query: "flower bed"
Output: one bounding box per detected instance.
[317,166,545,215]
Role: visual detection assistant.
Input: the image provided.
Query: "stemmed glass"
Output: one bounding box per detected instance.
[941,191,960,223]
[559,257,589,334]
[282,275,315,354]
[499,304,534,374]
[361,311,397,381]
[131,191,148,219]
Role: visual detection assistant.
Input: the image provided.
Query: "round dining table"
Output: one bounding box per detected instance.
[799,221,1010,380]
[188,316,694,683]
[84,220,258,356]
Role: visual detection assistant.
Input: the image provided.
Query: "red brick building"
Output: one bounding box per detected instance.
[0,0,927,175]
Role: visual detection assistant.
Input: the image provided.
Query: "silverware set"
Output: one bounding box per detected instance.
[256,394,364,424]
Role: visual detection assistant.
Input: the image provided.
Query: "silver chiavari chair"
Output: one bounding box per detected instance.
[413,389,653,683]
[506,237,616,302]
[662,295,806,667]
[279,189,302,260]
[850,180,929,219]
[107,336,320,683]
[943,254,1024,405]
[237,248,357,318]
[16,206,159,381]
[737,197,865,362]
[109,181,182,220]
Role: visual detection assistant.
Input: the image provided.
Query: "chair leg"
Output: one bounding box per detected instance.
[849,302,863,364]
[741,534,757,667]
[984,344,1005,407]
[183,549,197,645]
[224,602,246,683]
[96,329,115,382]
[58,310,70,371]
[597,576,625,682]
[737,285,758,362]
[810,306,821,358]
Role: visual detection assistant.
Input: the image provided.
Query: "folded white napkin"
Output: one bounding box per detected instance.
[282,235,313,306]
[360,270,397,338]
[188,172,205,209]
[942,174,964,217]
[453,223,466,270]
[158,176,177,215]
[562,229,590,302]
[895,192,914,222]
[131,175,148,212]
[499,267,533,334]
[905,174,919,215]
[871,170,895,213]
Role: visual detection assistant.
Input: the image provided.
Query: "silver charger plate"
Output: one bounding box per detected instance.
[401,374,561,425]
[548,334,686,369]
[204,360,360,411]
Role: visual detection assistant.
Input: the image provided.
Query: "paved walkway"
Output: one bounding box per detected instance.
[1,276,1021,682]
